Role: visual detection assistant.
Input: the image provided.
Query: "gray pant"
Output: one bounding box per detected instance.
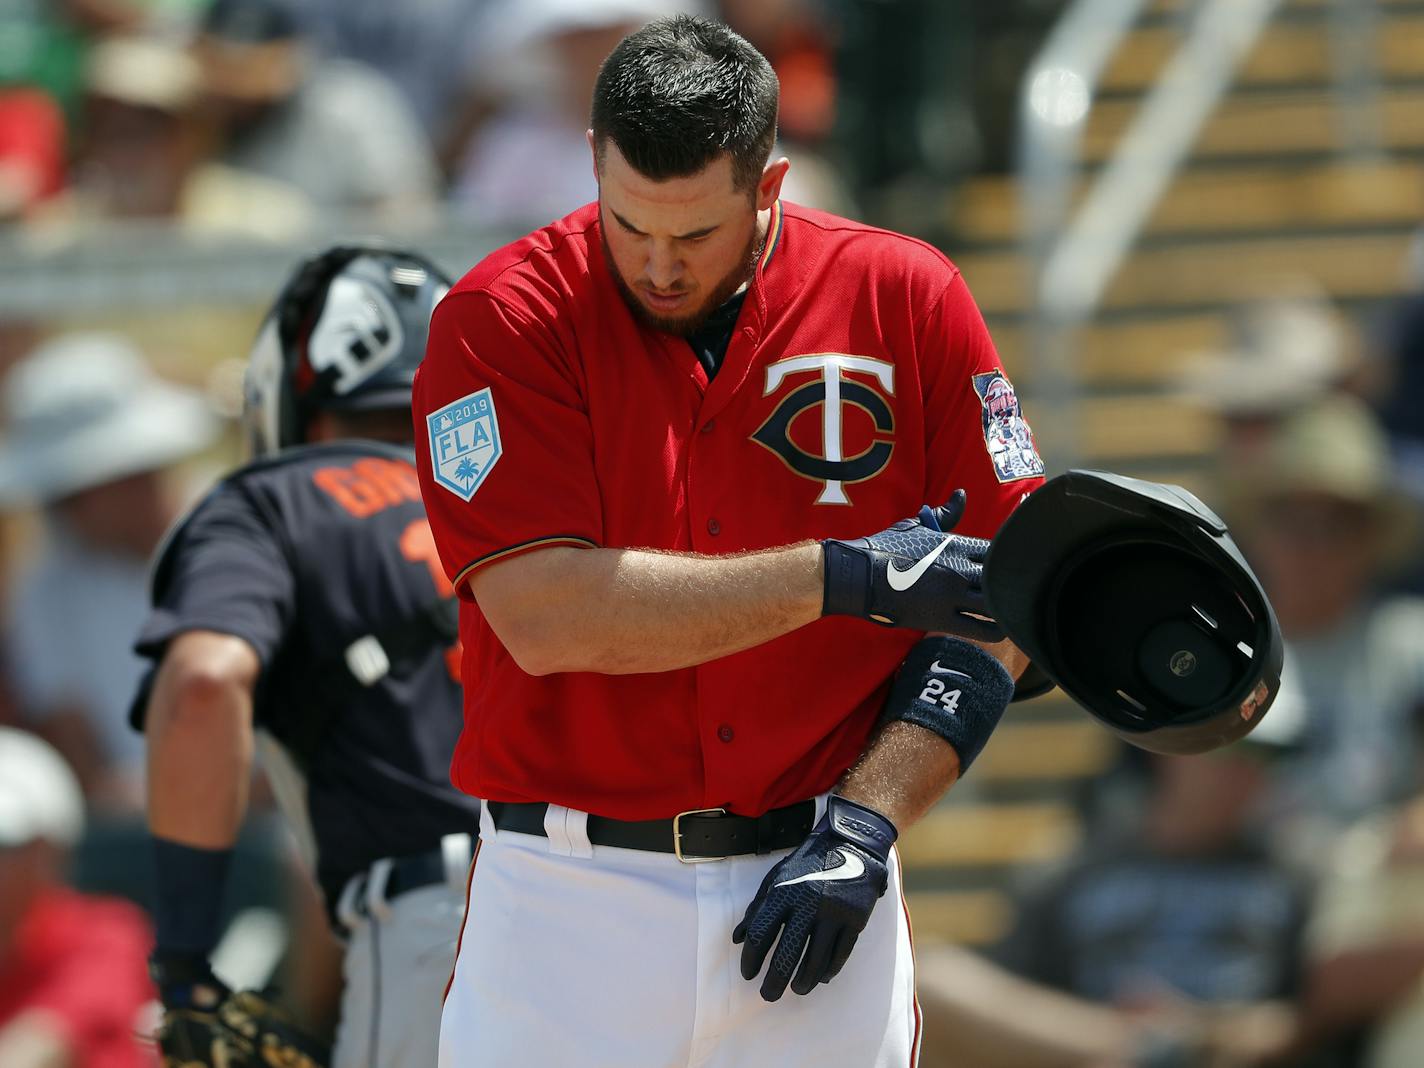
[334,859,470,1068]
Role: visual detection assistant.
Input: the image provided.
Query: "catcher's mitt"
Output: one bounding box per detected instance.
[157,989,330,1068]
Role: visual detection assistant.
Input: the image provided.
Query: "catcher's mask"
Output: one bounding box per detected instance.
[243,243,451,459]
[983,470,1283,754]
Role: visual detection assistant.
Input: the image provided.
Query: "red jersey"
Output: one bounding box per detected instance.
[414,200,1043,819]
[0,887,157,1068]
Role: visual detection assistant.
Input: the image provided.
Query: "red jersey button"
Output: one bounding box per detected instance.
[706,517,721,536]
[717,724,735,743]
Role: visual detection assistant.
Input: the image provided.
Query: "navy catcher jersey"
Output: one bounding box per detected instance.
[132,441,479,906]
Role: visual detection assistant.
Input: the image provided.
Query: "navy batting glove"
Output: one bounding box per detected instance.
[732,795,897,1002]
[822,489,1003,641]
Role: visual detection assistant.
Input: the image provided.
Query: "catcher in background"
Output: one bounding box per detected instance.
[131,244,480,1068]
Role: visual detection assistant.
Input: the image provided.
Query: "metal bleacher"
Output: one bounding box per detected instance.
[905,0,1422,947]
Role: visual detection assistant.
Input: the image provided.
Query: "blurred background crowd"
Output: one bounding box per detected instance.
[2,0,1424,1065]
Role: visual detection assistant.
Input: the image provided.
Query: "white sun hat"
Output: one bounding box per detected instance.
[0,728,85,848]
[0,333,219,507]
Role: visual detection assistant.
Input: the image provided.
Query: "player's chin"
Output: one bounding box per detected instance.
[636,298,709,337]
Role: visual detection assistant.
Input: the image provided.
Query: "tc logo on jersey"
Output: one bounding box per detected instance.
[752,354,896,505]
[971,369,1044,483]
[428,388,501,501]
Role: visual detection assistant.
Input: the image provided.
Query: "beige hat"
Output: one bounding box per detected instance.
[1176,295,1354,417]
[87,36,201,113]
[0,333,219,506]
[1228,394,1418,562]
[0,728,84,848]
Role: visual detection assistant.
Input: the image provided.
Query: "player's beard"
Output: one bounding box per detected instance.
[601,221,763,338]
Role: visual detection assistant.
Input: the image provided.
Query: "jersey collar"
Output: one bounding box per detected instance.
[757,199,784,275]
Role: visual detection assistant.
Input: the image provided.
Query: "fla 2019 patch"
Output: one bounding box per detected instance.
[428,388,501,501]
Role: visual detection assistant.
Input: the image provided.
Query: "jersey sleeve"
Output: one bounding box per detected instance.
[134,483,296,666]
[918,271,1046,539]
[414,290,603,595]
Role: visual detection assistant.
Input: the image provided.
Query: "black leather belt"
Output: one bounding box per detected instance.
[486,800,817,862]
[384,850,449,898]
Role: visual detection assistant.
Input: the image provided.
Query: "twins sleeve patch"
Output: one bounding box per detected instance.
[428,388,501,501]
[971,370,1044,483]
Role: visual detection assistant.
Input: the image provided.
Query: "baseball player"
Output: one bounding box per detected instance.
[133,245,480,1068]
[415,16,1044,1068]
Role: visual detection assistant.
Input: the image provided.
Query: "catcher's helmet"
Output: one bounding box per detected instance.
[983,470,1283,754]
[243,243,451,458]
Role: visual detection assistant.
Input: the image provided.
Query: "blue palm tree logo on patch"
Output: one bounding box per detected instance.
[453,457,479,487]
[428,388,501,501]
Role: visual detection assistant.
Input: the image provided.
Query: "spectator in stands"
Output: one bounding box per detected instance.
[450,0,692,225]
[1176,290,1360,471]
[0,727,156,1068]
[450,1,850,225]
[1299,792,1424,1068]
[1227,395,1424,831]
[0,89,66,220]
[0,2,88,127]
[51,35,313,237]
[192,0,438,221]
[67,35,205,221]
[916,711,1313,1068]
[1378,287,1424,527]
[299,0,496,143]
[0,333,218,811]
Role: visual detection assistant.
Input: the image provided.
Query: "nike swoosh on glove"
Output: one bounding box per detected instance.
[822,488,1003,641]
[733,795,898,1002]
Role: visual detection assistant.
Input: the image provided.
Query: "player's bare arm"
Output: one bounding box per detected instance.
[473,491,995,676]
[838,634,1029,829]
[470,542,823,676]
[146,629,260,848]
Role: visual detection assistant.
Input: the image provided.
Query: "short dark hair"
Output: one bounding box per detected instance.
[591,15,778,192]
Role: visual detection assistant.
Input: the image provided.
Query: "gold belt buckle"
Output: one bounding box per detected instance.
[672,807,728,863]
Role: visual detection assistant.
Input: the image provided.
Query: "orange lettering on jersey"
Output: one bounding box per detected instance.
[353,458,423,507]
[313,467,385,518]
[399,518,454,595]
[313,459,423,518]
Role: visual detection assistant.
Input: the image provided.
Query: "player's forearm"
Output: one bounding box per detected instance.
[471,543,824,675]
[836,722,959,829]
[145,631,259,848]
[839,637,1026,829]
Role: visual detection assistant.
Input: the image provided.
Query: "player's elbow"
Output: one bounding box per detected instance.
[470,547,597,675]
[488,616,576,676]
[146,631,260,743]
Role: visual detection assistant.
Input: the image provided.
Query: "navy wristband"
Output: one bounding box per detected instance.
[151,836,233,957]
[882,636,1013,772]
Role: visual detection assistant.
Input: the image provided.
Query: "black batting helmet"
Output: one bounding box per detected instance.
[983,470,1283,754]
[243,243,451,459]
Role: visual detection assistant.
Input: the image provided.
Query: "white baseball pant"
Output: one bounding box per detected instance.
[439,801,921,1068]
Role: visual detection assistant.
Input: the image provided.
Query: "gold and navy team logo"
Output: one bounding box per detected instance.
[428,388,501,501]
[972,369,1043,483]
[752,354,896,505]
